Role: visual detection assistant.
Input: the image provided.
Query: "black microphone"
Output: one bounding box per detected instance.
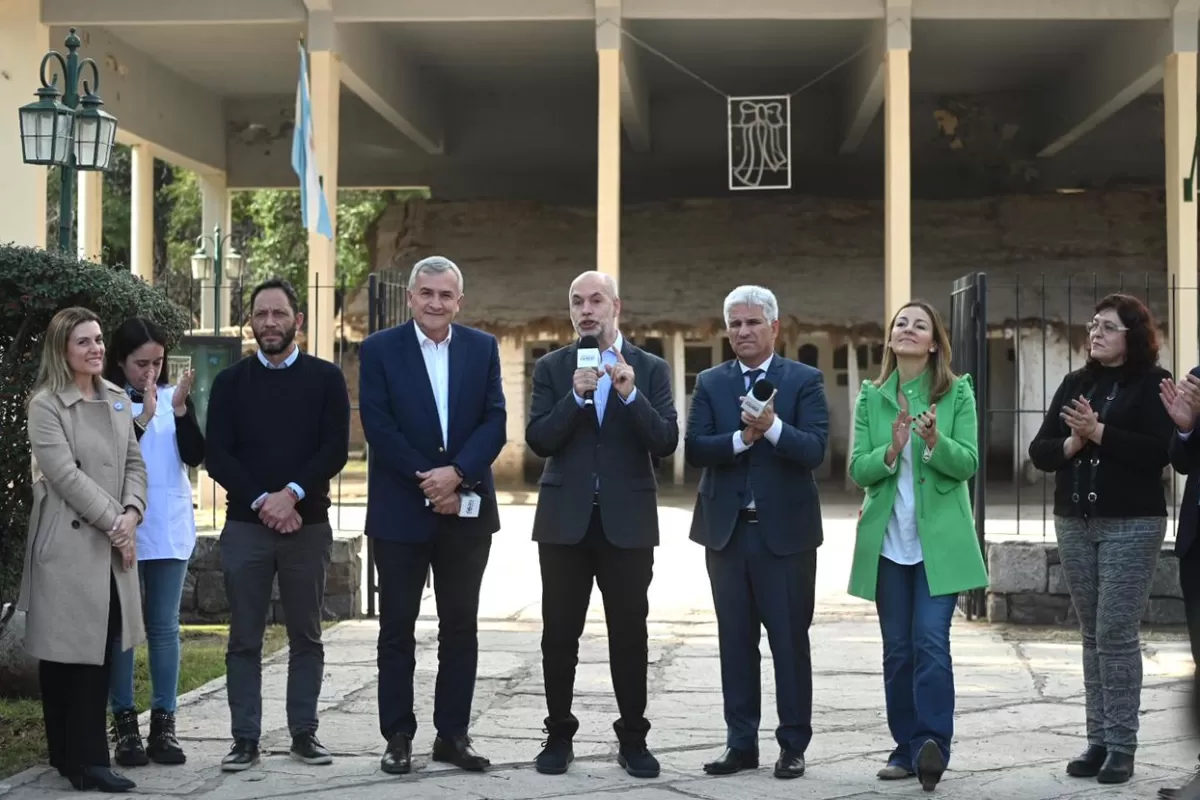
[740,378,775,428]
[577,335,601,406]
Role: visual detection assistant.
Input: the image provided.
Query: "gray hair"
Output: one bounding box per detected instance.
[723,285,779,326]
[408,255,464,293]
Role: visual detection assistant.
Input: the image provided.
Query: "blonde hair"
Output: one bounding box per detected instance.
[874,300,958,403]
[31,307,102,401]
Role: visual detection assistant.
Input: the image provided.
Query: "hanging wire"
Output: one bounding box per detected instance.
[598,18,874,100]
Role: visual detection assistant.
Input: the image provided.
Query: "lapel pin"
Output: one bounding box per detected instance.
[114,401,124,412]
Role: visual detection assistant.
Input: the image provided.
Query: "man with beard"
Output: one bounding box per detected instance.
[525,270,678,778]
[205,277,351,772]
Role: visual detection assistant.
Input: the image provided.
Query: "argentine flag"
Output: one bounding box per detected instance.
[292,42,334,240]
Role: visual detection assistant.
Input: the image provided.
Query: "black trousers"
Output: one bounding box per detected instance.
[375,529,492,741]
[1181,551,1200,751]
[40,576,121,771]
[538,506,655,744]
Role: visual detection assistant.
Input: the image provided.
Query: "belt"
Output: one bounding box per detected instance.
[738,507,758,523]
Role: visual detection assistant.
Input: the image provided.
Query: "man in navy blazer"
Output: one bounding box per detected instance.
[685,284,828,780]
[1159,368,1200,800]
[358,256,507,777]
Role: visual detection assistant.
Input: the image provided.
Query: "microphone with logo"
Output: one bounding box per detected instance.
[740,378,776,428]
[576,334,602,406]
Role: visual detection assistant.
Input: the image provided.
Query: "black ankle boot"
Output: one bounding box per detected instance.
[1066,745,1106,777]
[1097,751,1135,784]
[110,710,148,767]
[68,765,136,793]
[147,709,186,765]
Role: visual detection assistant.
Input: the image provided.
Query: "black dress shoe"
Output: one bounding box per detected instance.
[1097,751,1135,784]
[703,747,759,775]
[916,739,946,791]
[618,742,660,778]
[220,739,259,772]
[381,733,412,775]
[535,735,574,775]
[68,766,136,793]
[432,734,490,771]
[774,749,805,779]
[1066,744,1107,777]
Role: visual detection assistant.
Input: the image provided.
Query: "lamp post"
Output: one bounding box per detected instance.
[17,28,119,254]
[190,225,245,336]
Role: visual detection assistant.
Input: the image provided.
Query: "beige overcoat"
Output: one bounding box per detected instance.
[17,378,148,664]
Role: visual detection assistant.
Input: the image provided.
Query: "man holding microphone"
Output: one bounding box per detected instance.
[525,270,678,779]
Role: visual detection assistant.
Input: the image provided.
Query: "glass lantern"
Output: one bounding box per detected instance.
[18,85,74,166]
[73,90,117,171]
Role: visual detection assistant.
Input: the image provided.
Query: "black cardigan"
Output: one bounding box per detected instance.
[1028,363,1173,518]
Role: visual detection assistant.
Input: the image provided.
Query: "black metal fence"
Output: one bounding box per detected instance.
[363,269,411,617]
[948,271,1194,617]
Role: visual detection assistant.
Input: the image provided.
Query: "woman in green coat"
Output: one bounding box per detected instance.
[847,300,988,792]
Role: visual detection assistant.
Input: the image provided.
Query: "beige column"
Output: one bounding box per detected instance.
[883,47,911,324]
[77,171,103,262]
[670,331,687,485]
[130,144,155,282]
[596,26,622,286]
[306,48,340,362]
[0,0,48,250]
[1167,50,1199,378]
[199,174,231,333]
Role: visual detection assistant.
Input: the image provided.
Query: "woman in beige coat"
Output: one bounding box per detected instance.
[17,307,148,793]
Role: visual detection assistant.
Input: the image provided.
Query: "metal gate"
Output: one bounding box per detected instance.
[948,272,989,620]
[364,269,410,618]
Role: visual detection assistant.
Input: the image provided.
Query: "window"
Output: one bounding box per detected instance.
[684,345,714,395]
[797,344,819,367]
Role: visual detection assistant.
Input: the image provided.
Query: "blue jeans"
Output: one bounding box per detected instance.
[875,557,958,769]
[109,559,189,714]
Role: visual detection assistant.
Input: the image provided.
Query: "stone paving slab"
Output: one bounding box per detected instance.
[3,509,1199,800]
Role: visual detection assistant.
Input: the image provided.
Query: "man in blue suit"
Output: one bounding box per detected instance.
[358,256,507,777]
[1159,368,1200,800]
[685,284,829,780]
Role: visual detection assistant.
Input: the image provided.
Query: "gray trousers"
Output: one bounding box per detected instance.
[1054,515,1166,754]
[220,520,332,742]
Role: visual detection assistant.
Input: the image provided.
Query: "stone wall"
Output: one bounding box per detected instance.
[181,532,364,624]
[985,541,1185,626]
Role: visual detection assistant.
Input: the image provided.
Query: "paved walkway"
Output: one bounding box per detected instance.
[2,506,1198,799]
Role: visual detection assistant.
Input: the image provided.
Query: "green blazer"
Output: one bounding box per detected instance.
[846,371,988,601]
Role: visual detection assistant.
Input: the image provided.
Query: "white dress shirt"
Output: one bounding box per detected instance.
[731,356,784,510]
[416,322,452,446]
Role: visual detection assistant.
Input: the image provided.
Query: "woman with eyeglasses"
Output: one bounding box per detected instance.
[1029,293,1173,786]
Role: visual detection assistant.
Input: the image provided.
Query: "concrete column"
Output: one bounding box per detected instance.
[77,171,103,262]
[0,0,48,250]
[130,144,155,282]
[199,173,231,333]
[596,28,622,287]
[883,47,911,324]
[671,332,687,485]
[1167,50,1199,379]
[306,48,340,362]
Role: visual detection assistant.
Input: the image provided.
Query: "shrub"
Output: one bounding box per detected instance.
[0,244,190,607]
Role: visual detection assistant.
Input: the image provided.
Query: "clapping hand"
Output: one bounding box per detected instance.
[1061,396,1099,440]
[173,369,194,417]
[913,405,938,449]
[1161,375,1200,433]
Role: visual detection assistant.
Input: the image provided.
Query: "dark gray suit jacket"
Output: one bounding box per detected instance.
[685,356,829,556]
[526,340,678,548]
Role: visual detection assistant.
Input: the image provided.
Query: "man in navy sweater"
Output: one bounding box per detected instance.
[205,278,351,772]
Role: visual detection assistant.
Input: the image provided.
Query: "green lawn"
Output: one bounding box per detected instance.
[0,624,290,779]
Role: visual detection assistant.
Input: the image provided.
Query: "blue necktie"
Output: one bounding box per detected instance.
[743,368,763,506]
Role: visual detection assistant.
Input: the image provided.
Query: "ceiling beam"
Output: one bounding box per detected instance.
[1035,9,1197,157]
[839,2,910,154]
[46,26,225,172]
[913,0,1172,19]
[597,1,651,153]
[41,0,305,25]
[326,22,444,155]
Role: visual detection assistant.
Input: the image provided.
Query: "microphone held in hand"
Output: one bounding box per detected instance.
[577,335,601,406]
[741,378,776,420]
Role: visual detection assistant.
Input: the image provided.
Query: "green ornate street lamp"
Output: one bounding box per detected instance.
[190,225,245,335]
[17,28,118,254]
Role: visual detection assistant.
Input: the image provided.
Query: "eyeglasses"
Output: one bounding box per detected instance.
[1087,320,1127,335]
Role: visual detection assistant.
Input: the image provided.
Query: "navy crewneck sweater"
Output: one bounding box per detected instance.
[204,352,351,525]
